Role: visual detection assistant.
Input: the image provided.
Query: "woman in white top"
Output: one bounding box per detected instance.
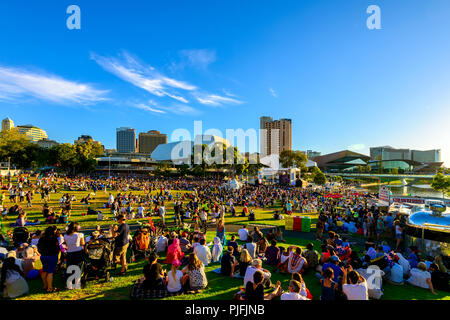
[407,262,437,295]
[167,262,184,293]
[64,222,85,267]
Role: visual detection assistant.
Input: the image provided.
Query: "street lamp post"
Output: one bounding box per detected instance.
[108,155,111,182]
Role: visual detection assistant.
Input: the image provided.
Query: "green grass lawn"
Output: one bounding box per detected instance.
[2,183,449,300]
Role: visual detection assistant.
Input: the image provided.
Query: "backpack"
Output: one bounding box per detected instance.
[135,232,150,250]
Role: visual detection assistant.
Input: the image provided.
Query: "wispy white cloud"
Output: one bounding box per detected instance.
[91,51,194,103]
[195,93,244,107]
[134,103,166,114]
[178,49,216,70]
[130,100,200,116]
[269,88,278,98]
[93,51,244,109]
[0,65,108,104]
[348,143,366,152]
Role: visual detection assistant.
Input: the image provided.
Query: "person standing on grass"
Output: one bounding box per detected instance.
[113,215,130,275]
[159,202,166,226]
[37,226,60,293]
[64,222,85,271]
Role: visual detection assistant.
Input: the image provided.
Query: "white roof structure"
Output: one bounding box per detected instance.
[151,135,233,163]
[151,140,193,163]
[306,159,317,168]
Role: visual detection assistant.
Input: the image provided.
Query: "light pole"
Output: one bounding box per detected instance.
[108,155,111,182]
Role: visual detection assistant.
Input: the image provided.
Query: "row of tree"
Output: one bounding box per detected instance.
[0,129,103,173]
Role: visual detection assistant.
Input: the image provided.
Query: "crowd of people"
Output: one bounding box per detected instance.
[0,172,448,300]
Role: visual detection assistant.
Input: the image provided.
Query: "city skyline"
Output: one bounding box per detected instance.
[0,0,449,165]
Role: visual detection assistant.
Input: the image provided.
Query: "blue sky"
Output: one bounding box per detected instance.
[0,0,449,165]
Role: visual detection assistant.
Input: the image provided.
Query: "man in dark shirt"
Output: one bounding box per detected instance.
[265,240,280,266]
[227,235,239,259]
[429,263,450,292]
[221,246,238,277]
[113,215,130,275]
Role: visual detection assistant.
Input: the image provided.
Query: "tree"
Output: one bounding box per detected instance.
[313,171,327,185]
[279,150,307,168]
[431,172,450,199]
[0,128,33,168]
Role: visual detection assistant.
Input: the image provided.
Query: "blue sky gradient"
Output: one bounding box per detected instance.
[0,0,449,164]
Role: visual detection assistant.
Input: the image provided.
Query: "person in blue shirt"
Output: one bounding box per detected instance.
[321,255,343,284]
[408,246,419,269]
[387,255,404,285]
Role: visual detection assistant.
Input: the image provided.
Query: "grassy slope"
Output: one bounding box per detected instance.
[2,184,448,300]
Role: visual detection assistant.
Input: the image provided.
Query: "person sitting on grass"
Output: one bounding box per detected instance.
[320,268,339,301]
[238,249,253,278]
[264,240,280,266]
[242,270,282,301]
[342,266,368,300]
[0,257,29,299]
[227,235,239,259]
[321,255,343,284]
[281,280,309,300]
[165,238,184,265]
[276,246,291,274]
[244,235,256,259]
[244,259,272,288]
[143,253,167,291]
[386,254,404,285]
[275,227,286,243]
[303,243,320,273]
[179,232,191,254]
[221,246,238,277]
[429,263,450,292]
[182,253,208,293]
[194,238,212,267]
[287,247,308,274]
[211,236,223,263]
[21,246,41,280]
[407,261,438,295]
[167,260,185,294]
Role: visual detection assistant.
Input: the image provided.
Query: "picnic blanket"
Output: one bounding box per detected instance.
[130,280,183,300]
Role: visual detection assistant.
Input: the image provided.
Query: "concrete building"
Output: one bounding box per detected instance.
[1,117,14,131]
[138,130,167,154]
[37,139,59,149]
[17,125,48,142]
[260,117,292,157]
[304,150,321,159]
[74,135,105,152]
[370,146,441,163]
[116,127,136,153]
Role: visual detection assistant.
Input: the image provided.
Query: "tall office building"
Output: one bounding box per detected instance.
[138,130,167,154]
[17,125,48,142]
[260,116,292,156]
[116,127,136,153]
[1,117,14,131]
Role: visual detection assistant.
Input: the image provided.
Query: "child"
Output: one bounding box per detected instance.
[277,247,291,274]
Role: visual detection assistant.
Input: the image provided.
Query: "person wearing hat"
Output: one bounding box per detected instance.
[243,258,272,288]
[112,214,130,275]
[321,255,344,284]
[386,254,404,285]
[220,246,238,277]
